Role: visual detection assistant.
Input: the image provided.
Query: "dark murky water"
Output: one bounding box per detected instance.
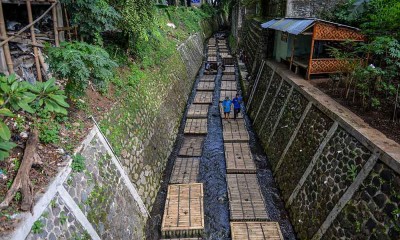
[146,34,296,240]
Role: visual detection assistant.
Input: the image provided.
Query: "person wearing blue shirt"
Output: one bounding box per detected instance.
[222,97,232,120]
[232,94,242,120]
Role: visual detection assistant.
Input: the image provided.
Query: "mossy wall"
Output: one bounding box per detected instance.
[243,60,400,239]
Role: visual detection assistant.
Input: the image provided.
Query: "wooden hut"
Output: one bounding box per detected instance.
[261,18,365,80]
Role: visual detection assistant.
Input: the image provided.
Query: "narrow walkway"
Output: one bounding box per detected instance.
[155,34,296,240]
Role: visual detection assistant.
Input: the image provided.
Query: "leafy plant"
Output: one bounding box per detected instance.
[38,120,60,144]
[59,211,67,225]
[31,220,44,234]
[71,154,86,172]
[348,164,358,181]
[46,41,118,97]
[14,192,21,202]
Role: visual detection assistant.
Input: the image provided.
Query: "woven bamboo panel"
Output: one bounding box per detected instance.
[225,143,256,173]
[197,82,215,91]
[222,75,236,81]
[193,92,213,104]
[162,183,204,238]
[200,75,216,82]
[222,120,249,143]
[220,90,237,102]
[187,104,209,118]
[184,119,208,135]
[178,137,204,157]
[220,106,243,119]
[314,22,364,41]
[170,158,200,184]
[231,222,284,240]
[207,56,218,63]
[221,81,237,91]
[223,66,235,75]
[226,174,268,221]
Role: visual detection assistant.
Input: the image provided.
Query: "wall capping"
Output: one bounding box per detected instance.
[266,60,400,174]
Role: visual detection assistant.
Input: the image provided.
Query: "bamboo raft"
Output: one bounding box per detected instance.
[221,81,237,91]
[222,120,249,142]
[193,92,213,104]
[220,90,237,102]
[200,75,216,82]
[225,143,256,173]
[161,183,204,238]
[226,174,268,221]
[184,119,208,135]
[187,104,209,118]
[197,82,215,91]
[170,158,200,184]
[231,222,284,240]
[222,75,236,81]
[223,66,235,75]
[178,137,204,157]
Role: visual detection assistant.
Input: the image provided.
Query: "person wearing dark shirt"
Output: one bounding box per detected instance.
[232,94,242,120]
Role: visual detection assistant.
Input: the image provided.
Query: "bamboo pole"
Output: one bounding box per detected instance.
[0,2,14,74]
[0,2,57,47]
[52,2,59,47]
[27,0,42,81]
[307,24,317,80]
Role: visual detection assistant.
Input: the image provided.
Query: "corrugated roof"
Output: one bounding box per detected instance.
[261,18,361,35]
[261,18,315,35]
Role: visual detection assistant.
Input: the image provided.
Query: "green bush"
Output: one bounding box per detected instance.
[46,42,118,97]
[71,154,86,172]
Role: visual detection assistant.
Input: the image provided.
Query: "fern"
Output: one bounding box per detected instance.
[46,42,118,97]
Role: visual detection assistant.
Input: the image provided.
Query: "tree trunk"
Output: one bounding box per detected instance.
[0,128,39,211]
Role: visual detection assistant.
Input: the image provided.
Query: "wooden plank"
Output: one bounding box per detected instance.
[223,66,235,75]
[220,90,237,102]
[193,92,213,104]
[162,183,204,238]
[226,174,268,221]
[200,75,216,82]
[222,75,236,81]
[207,56,217,63]
[221,81,237,91]
[178,137,204,157]
[222,120,249,143]
[184,119,208,135]
[187,104,209,118]
[197,82,215,91]
[170,158,200,184]
[231,222,284,240]
[225,143,256,173]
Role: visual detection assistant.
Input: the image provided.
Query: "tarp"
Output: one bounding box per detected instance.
[261,18,315,35]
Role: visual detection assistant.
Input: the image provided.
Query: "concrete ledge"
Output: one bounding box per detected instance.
[266,60,400,173]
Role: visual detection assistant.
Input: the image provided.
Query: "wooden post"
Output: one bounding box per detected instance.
[289,35,295,71]
[0,2,14,74]
[52,2,60,47]
[307,24,317,80]
[27,0,43,81]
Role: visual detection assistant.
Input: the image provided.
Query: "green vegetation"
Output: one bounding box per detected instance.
[31,220,44,234]
[323,0,400,114]
[71,154,86,172]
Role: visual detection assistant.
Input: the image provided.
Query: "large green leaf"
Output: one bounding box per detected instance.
[0,108,14,117]
[49,94,70,108]
[0,141,17,151]
[0,121,11,141]
[0,150,10,161]
[17,101,35,114]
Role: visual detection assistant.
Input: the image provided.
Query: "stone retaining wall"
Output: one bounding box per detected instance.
[245,60,400,240]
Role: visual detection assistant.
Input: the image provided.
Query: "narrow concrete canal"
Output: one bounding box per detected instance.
[146,33,296,240]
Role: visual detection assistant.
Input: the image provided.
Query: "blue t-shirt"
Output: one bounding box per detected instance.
[222,100,232,112]
[232,97,242,109]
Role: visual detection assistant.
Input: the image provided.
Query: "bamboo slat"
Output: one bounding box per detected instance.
[184,119,208,135]
[222,75,236,81]
[223,66,235,75]
[197,82,215,91]
[221,81,237,91]
[207,56,217,63]
[225,143,256,173]
[187,104,209,118]
[161,183,204,238]
[170,158,200,184]
[178,137,204,157]
[222,120,249,143]
[226,174,268,221]
[200,75,216,82]
[220,90,237,102]
[194,92,213,104]
[231,222,284,240]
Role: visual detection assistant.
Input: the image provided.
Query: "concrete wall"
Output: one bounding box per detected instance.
[245,60,400,240]
[5,19,216,240]
[286,0,344,18]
